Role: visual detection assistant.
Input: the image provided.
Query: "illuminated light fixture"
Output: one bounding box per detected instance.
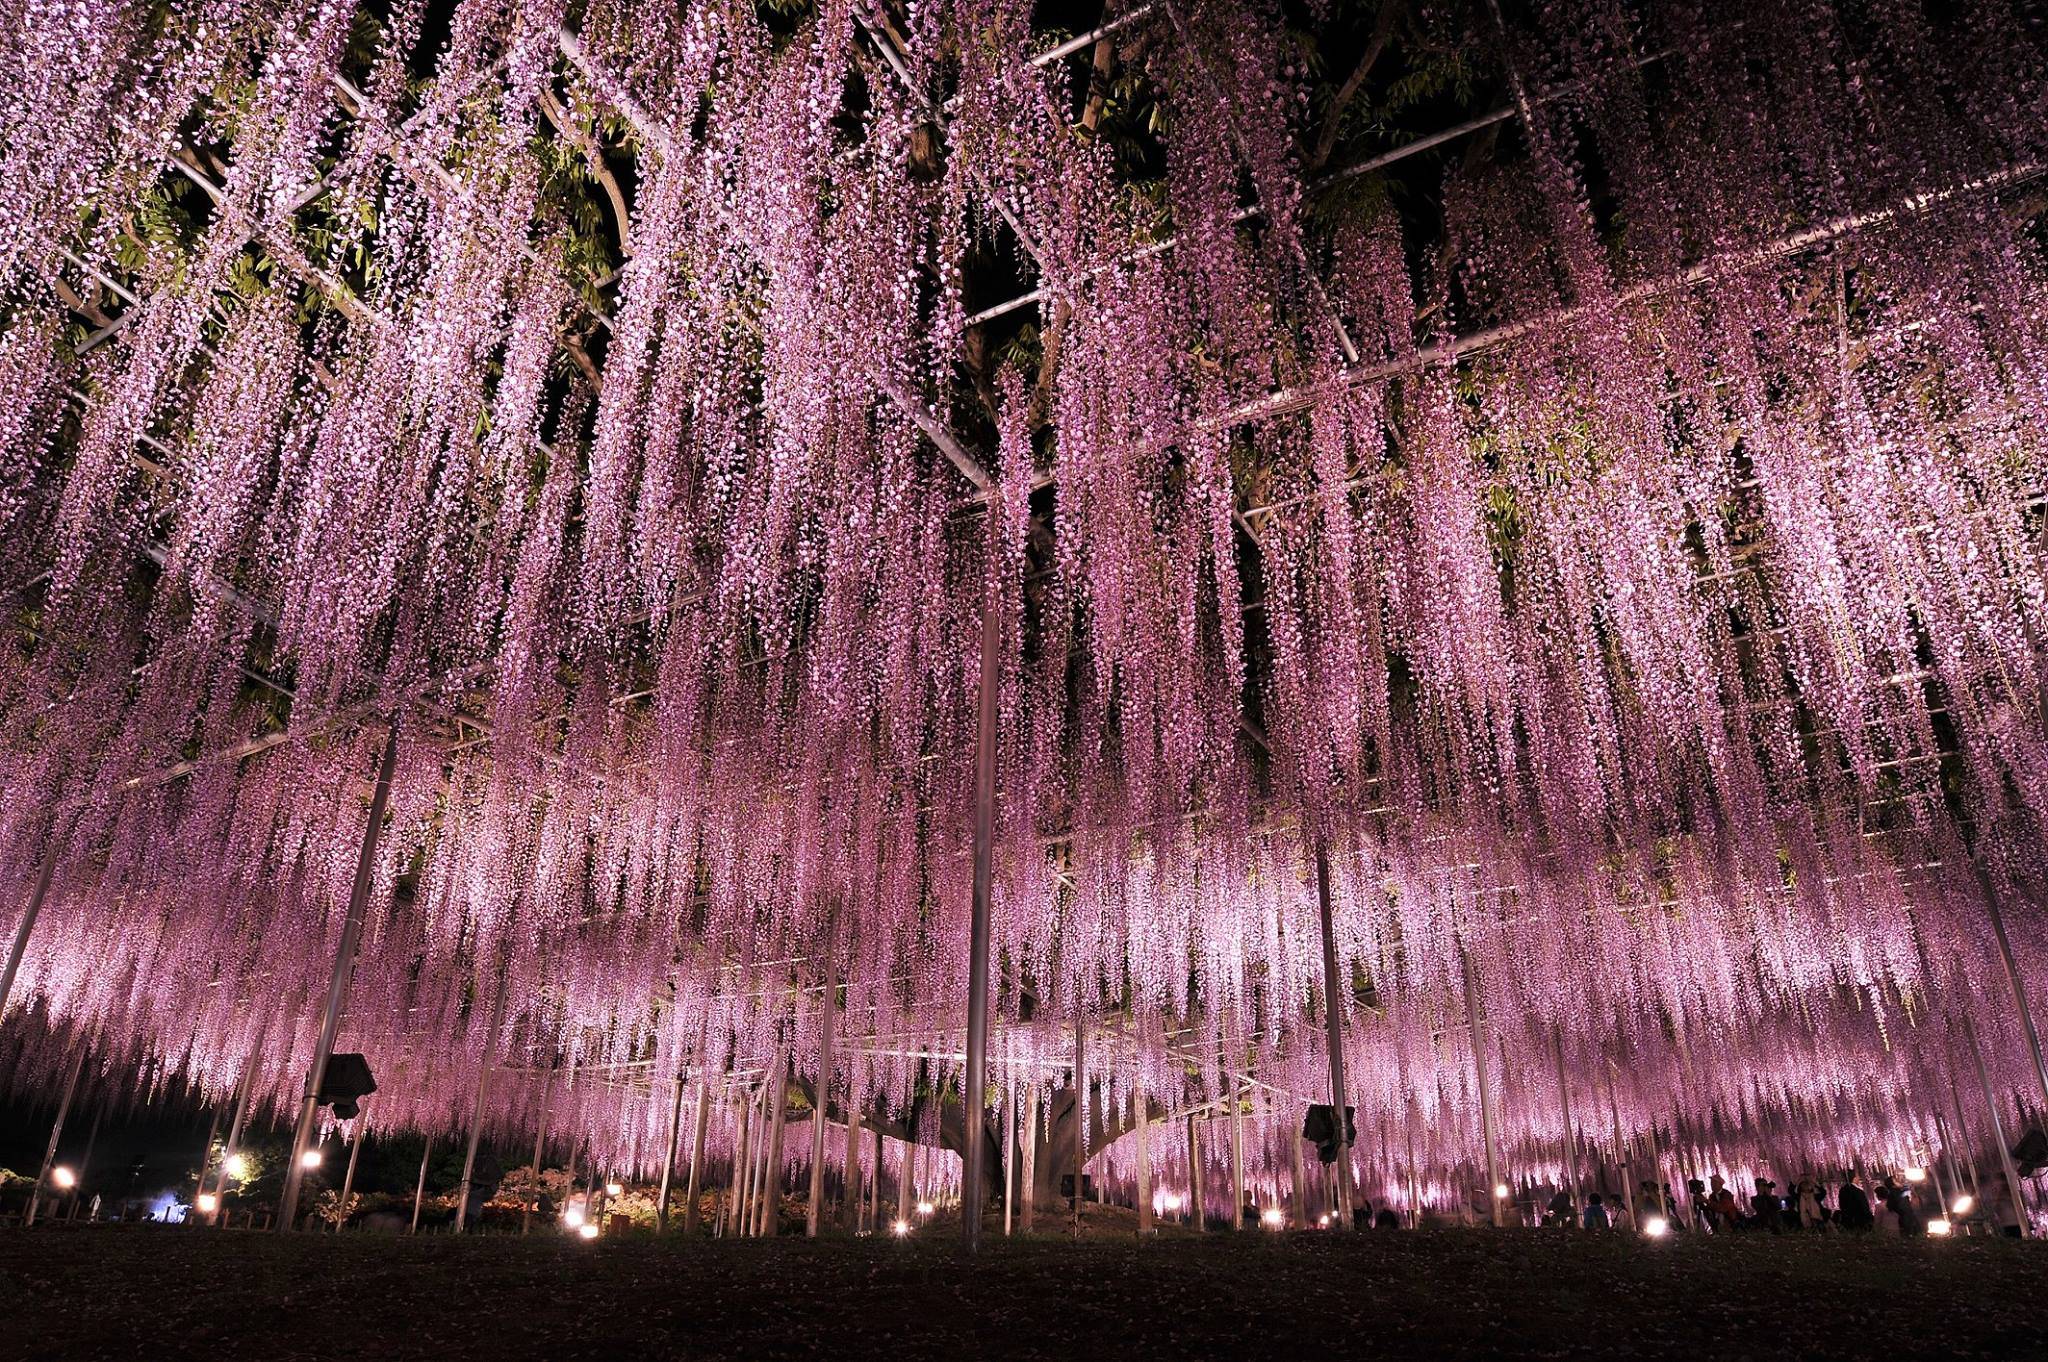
[578,1222,601,1240]
[196,1191,220,1214]
[1904,1167,1927,1184]
[1494,1182,1510,1199]
[891,1218,911,1236]
[605,1181,624,1197]
[51,1166,77,1190]
[1160,1192,1182,1212]
[299,1149,323,1170]
[1643,1216,1670,1238]
[564,1206,587,1228]
[1927,1217,1953,1236]
[1952,1195,1975,1215]
[1317,1213,1331,1227]
[915,1200,934,1216]
[223,1154,250,1180]
[1260,1207,1285,1229]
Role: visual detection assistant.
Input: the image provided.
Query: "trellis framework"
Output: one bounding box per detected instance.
[3,0,2048,1235]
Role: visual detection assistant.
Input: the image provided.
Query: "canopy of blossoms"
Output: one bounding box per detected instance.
[3,0,2047,1220]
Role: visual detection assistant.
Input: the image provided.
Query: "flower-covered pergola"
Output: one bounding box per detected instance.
[3,0,2048,1234]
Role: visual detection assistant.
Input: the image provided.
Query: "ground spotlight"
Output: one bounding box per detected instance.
[1160,1192,1182,1213]
[1952,1194,1975,1215]
[605,1181,624,1197]
[1493,1182,1510,1199]
[223,1153,250,1180]
[577,1222,600,1240]
[1261,1207,1285,1229]
[196,1192,220,1214]
[1903,1166,1927,1184]
[915,1200,934,1216]
[1317,1212,1331,1227]
[564,1205,586,1228]
[891,1218,911,1236]
[1643,1215,1670,1238]
[51,1165,76,1190]
[1928,1217,1953,1236]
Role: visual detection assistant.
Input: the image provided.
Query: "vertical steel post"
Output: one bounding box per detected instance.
[24,1043,87,1226]
[683,1079,710,1235]
[1463,948,1505,1227]
[1314,844,1354,1229]
[524,1066,555,1236]
[454,1059,491,1233]
[409,1135,432,1233]
[1552,1026,1581,1225]
[279,717,400,1231]
[1071,1018,1087,1236]
[659,1067,688,1233]
[1136,1090,1153,1235]
[0,833,58,1023]
[1187,1114,1206,1229]
[1963,1013,2034,1238]
[962,603,999,1249]
[1972,860,2048,1117]
[1229,1072,1246,1229]
[336,1110,365,1231]
[807,941,838,1238]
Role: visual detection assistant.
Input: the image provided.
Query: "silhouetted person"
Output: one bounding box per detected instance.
[1837,1176,1874,1232]
[1752,1178,1782,1232]
[1887,1183,1926,1236]
[1707,1175,1740,1232]
[1547,1189,1574,1227]
[1375,1206,1402,1229]
[1685,1177,1709,1231]
[1583,1194,1610,1230]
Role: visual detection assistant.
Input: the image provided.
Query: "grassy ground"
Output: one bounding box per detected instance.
[1,1224,2041,1361]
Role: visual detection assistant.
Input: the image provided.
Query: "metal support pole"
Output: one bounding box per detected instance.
[1136,1091,1153,1235]
[683,1079,710,1235]
[279,717,400,1231]
[962,602,999,1250]
[1229,1072,1246,1229]
[524,1067,555,1236]
[1313,843,1354,1229]
[807,943,838,1239]
[1464,948,1505,1227]
[1071,1018,1087,1235]
[758,1057,788,1236]
[1003,1079,1017,1236]
[659,1068,688,1234]
[1963,1013,2035,1238]
[898,1136,915,1225]
[1187,1114,1206,1229]
[730,1090,754,1237]
[1291,1121,1308,1227]
[1605,1068,1636,1229]
[0,833,58,1023]
[25,1043,87,1226]
[1552,1026,1581,1225]
[336,1110,365,1231]
[410,1135,432,1233]
[1021,1086,1039,1233]
[209,1045,261,1225]
[842,1101,863,1231]
[1973,860,2048,1117]
[454,1058,491,1232]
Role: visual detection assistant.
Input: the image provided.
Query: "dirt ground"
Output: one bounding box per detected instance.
[2,1222,2042,1361]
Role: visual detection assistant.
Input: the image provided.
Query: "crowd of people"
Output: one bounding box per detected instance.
[1531,1171,2031,1238]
